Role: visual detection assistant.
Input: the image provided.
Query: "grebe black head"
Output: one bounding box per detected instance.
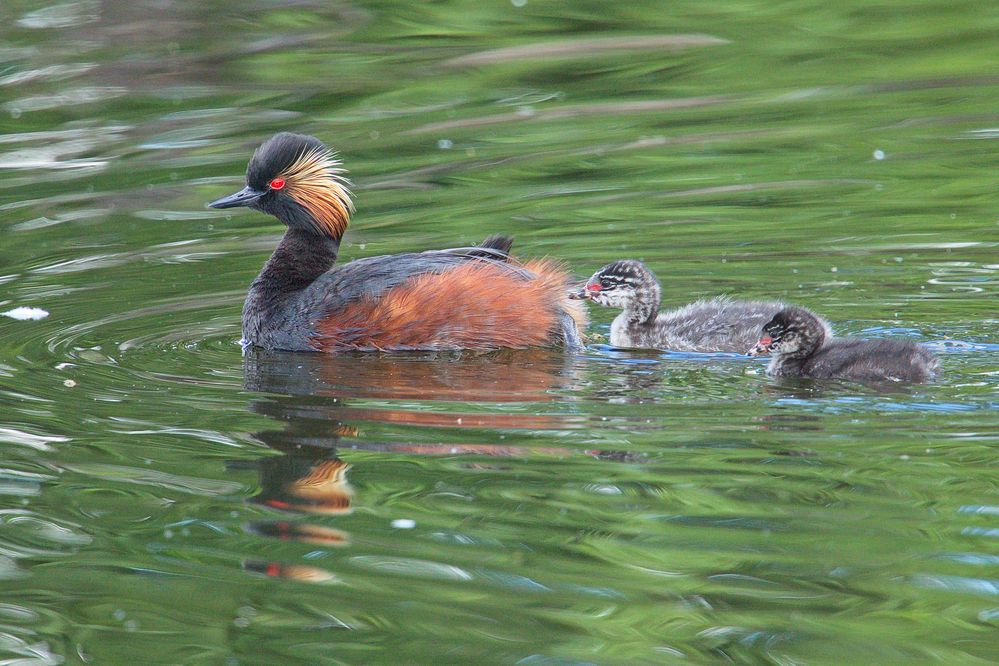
[209,132,354,239]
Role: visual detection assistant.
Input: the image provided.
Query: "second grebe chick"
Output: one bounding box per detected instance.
[570,260,814,353]
[748,306,939,382]
[208,132,586,352]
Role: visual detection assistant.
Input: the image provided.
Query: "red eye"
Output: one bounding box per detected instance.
[586,283,601,292]
[269,177,286,190]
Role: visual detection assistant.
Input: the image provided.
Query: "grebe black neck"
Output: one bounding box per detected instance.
[209,132,354,240]
[254,227,341,293]
[575,259,660,326]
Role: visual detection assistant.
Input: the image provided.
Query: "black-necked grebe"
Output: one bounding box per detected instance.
[748,306,939,382]
[208,132,586,352]
[570,259,822,353]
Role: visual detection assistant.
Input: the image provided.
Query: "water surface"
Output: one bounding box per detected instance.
[1,1,998,663]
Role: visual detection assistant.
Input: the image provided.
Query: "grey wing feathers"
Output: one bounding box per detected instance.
[299,237,532,314]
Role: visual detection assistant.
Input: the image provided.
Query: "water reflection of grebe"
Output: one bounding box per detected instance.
[243,346,583,402]
[238,348,592,580]
[255,458,353,516]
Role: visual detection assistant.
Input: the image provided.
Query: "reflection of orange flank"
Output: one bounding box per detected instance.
[332,405,572,431]
[387,443,576,458]
[251,520,350,546]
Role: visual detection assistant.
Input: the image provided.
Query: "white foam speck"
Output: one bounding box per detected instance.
[391,519,416,529]
[2,307,49,320]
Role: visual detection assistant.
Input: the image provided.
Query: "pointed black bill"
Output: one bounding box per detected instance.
[208,185,266,209]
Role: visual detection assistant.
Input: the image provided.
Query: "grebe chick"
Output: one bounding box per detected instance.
[748,307,939,382]
[209,132,586,352]
[570,259,812,353]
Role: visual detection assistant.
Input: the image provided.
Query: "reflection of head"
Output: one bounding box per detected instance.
[245,560,340,584]
[286,459,354,514]
[257,458,354,516]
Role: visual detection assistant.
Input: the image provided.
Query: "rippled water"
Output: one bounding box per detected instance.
[2,1,998,663]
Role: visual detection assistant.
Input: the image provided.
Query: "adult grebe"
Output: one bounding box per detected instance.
[209,132,585,352]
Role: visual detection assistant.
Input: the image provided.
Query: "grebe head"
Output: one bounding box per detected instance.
[569,259,659,310]
[749,307,825,358]
[208,132,354,238]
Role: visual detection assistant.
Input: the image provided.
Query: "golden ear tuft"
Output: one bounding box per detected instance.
[282,146,355,238]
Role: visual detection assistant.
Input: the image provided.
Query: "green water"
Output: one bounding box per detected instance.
[1,1,997,663]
